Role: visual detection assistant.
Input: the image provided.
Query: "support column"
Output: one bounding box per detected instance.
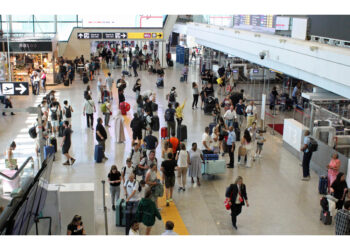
[159,40,167,68]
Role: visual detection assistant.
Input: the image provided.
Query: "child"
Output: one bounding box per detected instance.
[255,130,266,159]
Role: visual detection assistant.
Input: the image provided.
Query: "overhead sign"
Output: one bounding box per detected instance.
[77,32,102,39]
[0,42,52,52]
[126,32,163,39]
[0,82,29,96]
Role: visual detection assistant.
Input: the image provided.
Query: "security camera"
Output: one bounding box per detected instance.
[259,51,266,60]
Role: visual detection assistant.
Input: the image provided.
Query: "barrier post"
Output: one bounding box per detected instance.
[101,180,108,235]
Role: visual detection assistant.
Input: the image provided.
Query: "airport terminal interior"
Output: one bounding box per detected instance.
[0,9,350,239]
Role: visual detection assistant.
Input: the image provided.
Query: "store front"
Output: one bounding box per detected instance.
[0,39,58,85]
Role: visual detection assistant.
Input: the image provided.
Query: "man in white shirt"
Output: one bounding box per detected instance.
[202,127,213,154]
[224,105,237,128]
[245,101,257,128]
[122,158,135,183]
[124,173,140,235]
[161,221,178,235]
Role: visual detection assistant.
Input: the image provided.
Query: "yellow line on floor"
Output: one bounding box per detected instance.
[102,66,189,235]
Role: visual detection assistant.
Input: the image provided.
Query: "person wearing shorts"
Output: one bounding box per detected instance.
[161,152,179,207]
[61,121,76,166]
[255,131,266,159]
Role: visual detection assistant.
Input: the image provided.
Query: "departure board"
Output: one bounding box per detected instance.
[233,15,277,32]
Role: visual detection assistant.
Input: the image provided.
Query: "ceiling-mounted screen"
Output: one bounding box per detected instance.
[81,15,165,28]
[275,16,290,31]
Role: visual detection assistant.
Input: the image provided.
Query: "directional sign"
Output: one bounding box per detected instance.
[128,32,163,39]
[103,33,115,39]
[0,82,29,96]
[77,32,102,39]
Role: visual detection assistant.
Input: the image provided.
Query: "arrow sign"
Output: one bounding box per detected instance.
[15,83,27,95]
[77,33,84,39]
[120,33,127,39]
[0,82,29,96]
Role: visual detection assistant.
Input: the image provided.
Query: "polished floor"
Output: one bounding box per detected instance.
[0,59,335,235]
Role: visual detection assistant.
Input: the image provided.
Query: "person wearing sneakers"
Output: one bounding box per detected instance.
[96,117,108,161]
[161,152,179,206]
[108,165,121,211]
[300,130,312,181]
[61,121,75,166]
[122,158,134,183]
[105,72,114,100]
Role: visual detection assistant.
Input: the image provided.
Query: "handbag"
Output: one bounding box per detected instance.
[238,146,246,156]
[225,187,234,210]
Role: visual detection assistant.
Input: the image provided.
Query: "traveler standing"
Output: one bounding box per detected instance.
[5,141,17,170]
[226,126,236,168]
[192,82,199,109]
[114,110,126,143]
[105,72,114,100]
[83,95,96,129]
[164,103,176,138]
[136,189,162,235]
[96,117,108,161]
[108,165,122,211]
[161,153,179,207]
[49,99,61,136]
[235,99,245,128]
[133,79,142,100]
[223,105,237,128]
[168,132,179,156]
[67,215,86,235]
[330,172,348,210]
[122,158,134,183]
[175,143,189,191]
[124,173,140,235]
[245,101,257,128]
[162,141,173,160]
[130,113,143,146]
[327,153,341,188]
[225,176,249,230]
[188,143,203,186]
[132,57,138,77]
[175,99,186,127]
[41,70,47,93]
[102,99,112,127]
[182,66,189,82]
[239,130,253,167]
[334,200,350,235]
[63,100,74,126]
[300,130,312,181]
[145,163,159,207]
[143,130,158,157]
[201,127,213,154]
[61,121,75,166]
[139,151,158,180]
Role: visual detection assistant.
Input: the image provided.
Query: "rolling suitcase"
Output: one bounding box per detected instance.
[203,154,219,161]
[168,60,173,67]
[320,210,332,225]
[125,201,139,235]
[94,145,103,163]
[44,145,55,160]
[161,127,168,139]
[235,127,241,141]
[202,160,226,175]
[151,115,160,131]
[180,76,185,82]
[318,176,328,195]
[64,79,69,86]
[151,102,158,112]
[177,124,187,141]
[209,122,216,135]
[58,124,64,137]
[116,198,126,227]
[83,76,89,84]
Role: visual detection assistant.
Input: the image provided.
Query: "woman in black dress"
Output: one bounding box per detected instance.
[331,172,348,210]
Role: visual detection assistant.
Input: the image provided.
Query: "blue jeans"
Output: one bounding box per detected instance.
[226,119,234,128]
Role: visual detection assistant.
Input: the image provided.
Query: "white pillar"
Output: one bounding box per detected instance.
[159,40,167,68]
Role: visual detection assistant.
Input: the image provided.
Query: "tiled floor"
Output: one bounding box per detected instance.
[0,60,335,235]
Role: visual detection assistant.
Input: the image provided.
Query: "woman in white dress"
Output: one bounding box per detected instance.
[188,143,204,186]
[114,110,125,143]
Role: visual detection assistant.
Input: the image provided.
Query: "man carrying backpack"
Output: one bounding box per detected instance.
[49,99,61,136]
[165,103,176,138]
[63,100,74,126]
[130,113,143,146]
[300,130,314,181]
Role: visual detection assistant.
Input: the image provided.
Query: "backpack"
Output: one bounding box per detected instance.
[132,84,137,92]
[164,109,172,122]
[169,92,175,102]
[100,103,107,113]
[51,107,58,120]
[65,106,72,118]
[308,137,318,152]
[28,126,37,139]
[141,115,147,129]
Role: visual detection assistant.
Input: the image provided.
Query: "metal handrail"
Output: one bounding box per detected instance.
[0,156,34,180]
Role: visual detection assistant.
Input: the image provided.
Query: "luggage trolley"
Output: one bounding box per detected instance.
[201,154,226,179]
